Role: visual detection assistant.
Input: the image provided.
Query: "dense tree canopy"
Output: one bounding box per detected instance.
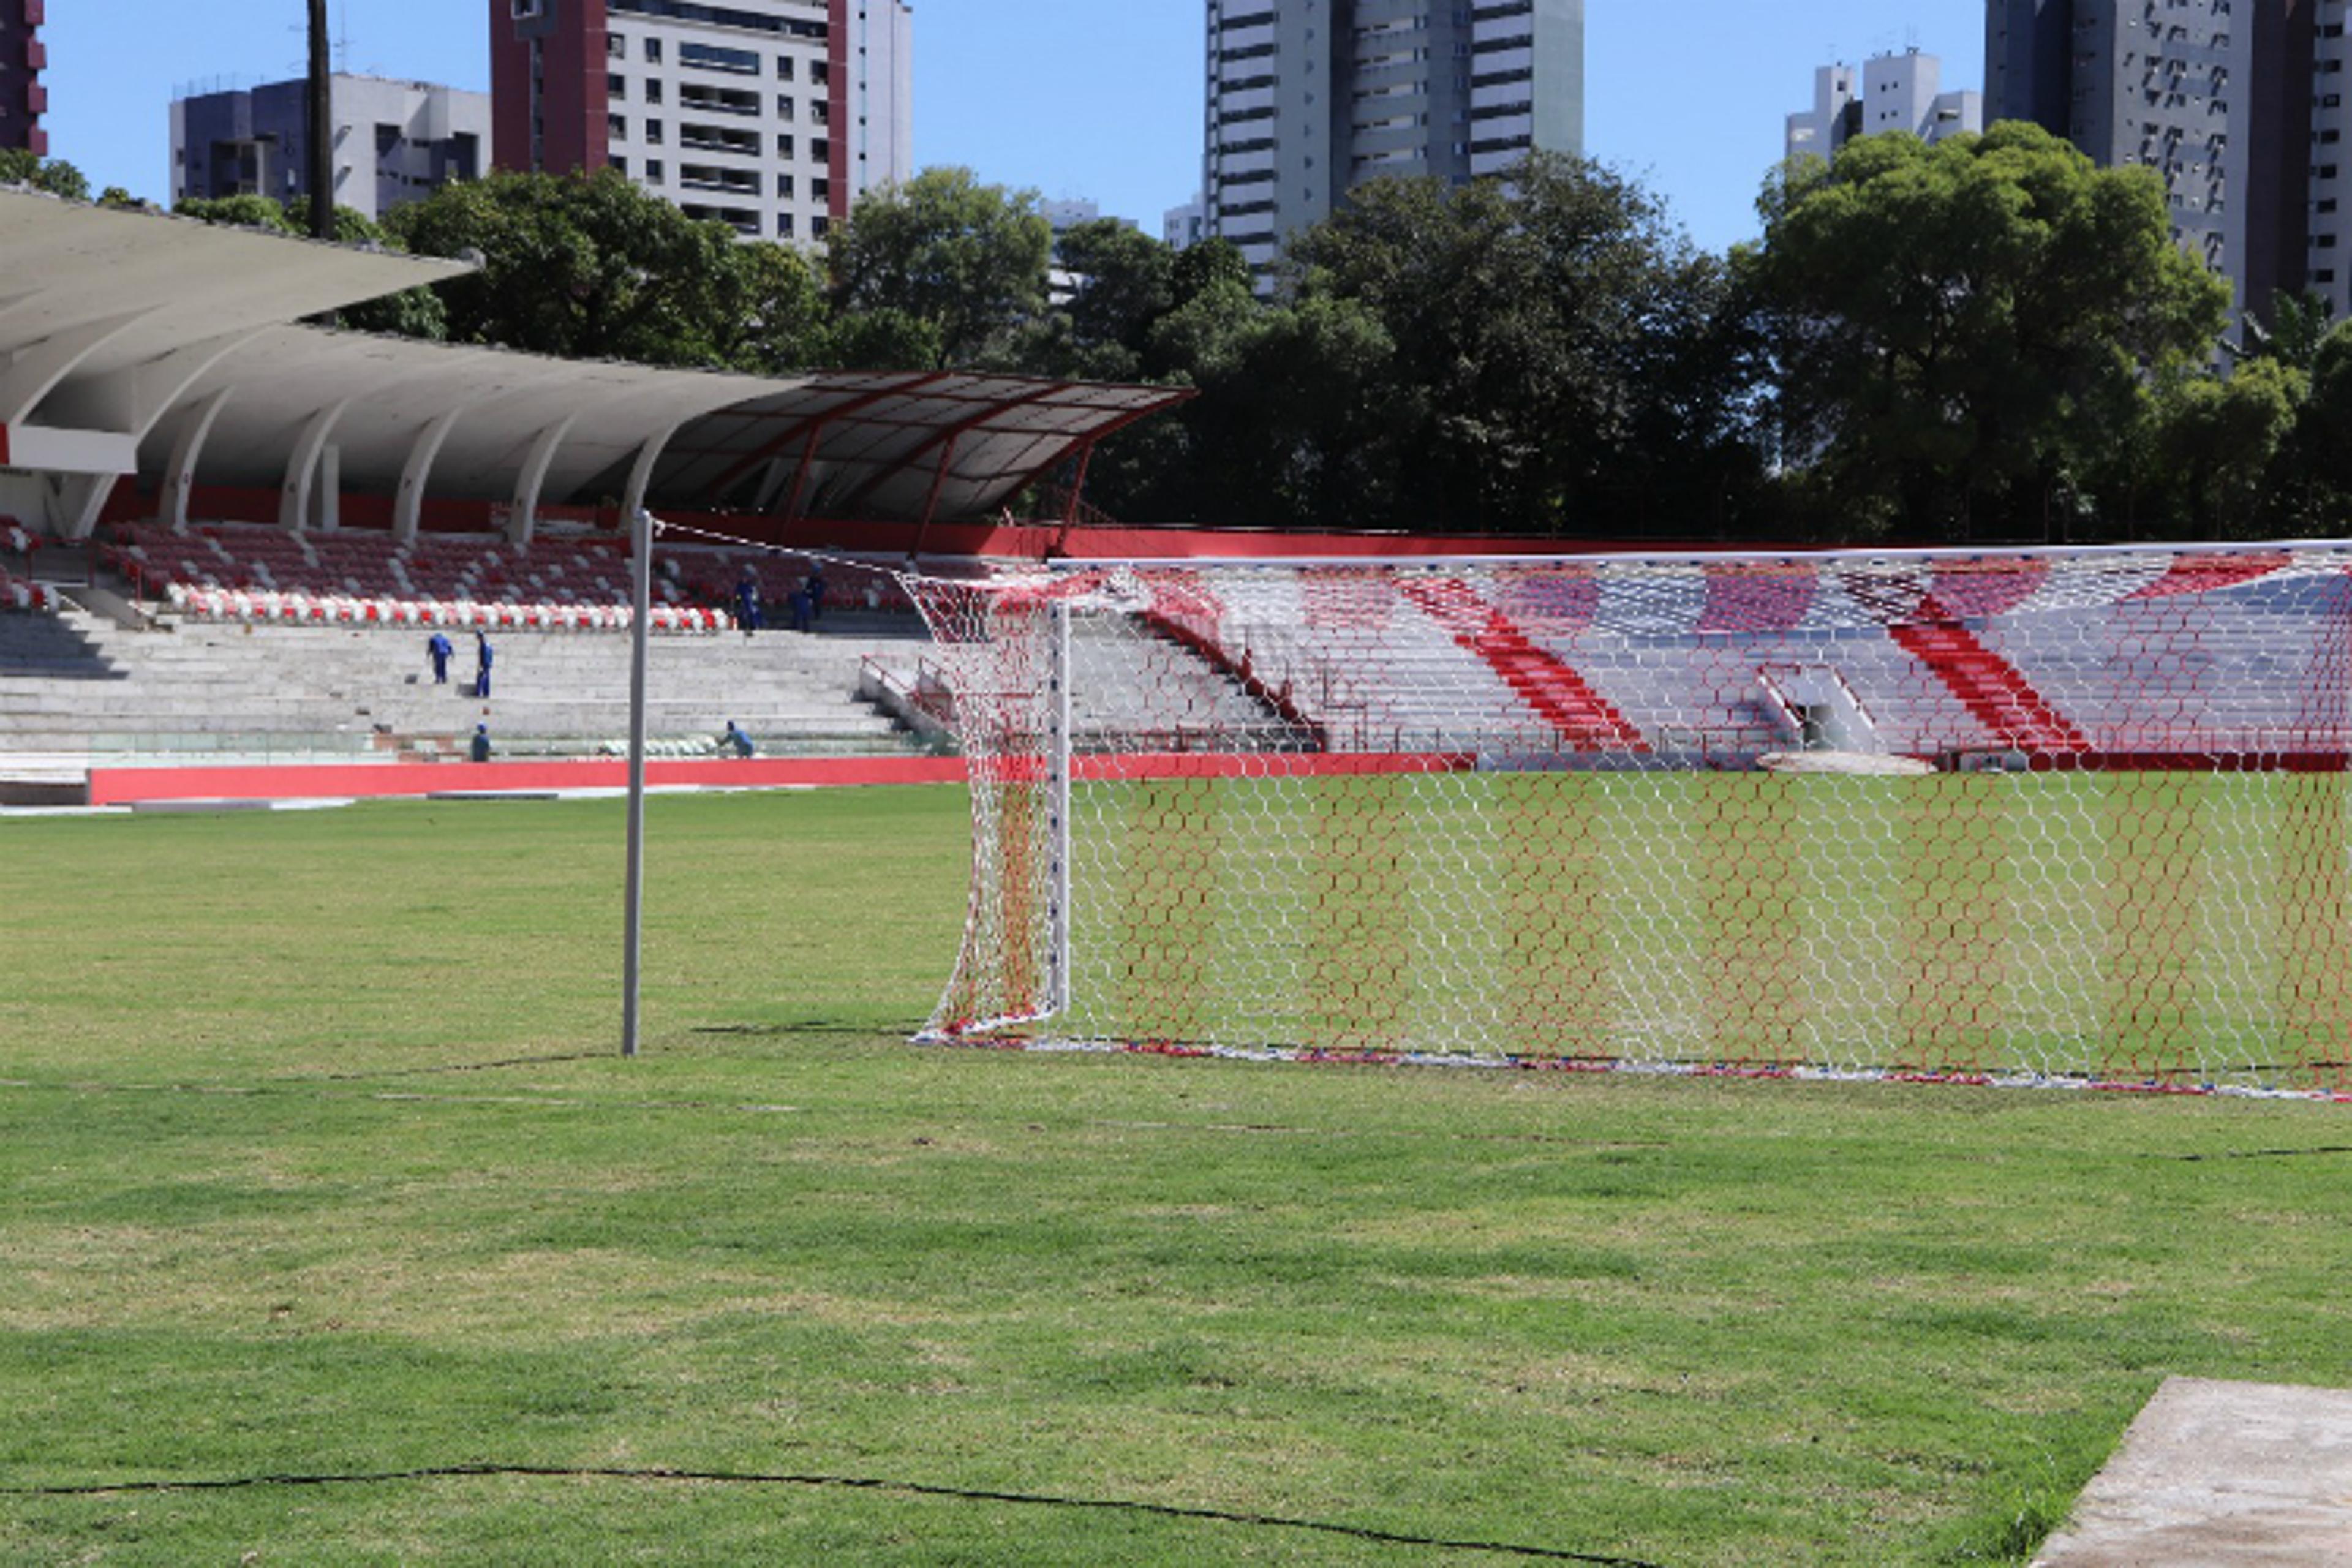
[1286,153,1757,534]
[386,168,824,372]
[823,166,1052,370]
[124,132,2352,541]
[1742,123,2231,539]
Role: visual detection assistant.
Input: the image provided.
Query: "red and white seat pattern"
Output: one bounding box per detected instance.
[2,516,55,609]
[114,522,728,635]
[1,567,54,611]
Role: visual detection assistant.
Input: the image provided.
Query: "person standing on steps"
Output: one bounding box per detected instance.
[736,566,764,637]
[426,630,453,685]
[802,564,827,629]
[473,630,494,698]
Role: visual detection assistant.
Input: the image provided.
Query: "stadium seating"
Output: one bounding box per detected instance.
[110,522,729,634]
[96,522,956,639]
[1101,565,2352,766]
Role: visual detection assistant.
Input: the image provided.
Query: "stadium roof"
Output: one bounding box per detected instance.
[0,189,1188,538]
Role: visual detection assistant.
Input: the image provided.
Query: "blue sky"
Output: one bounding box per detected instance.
[42,1,1985,257]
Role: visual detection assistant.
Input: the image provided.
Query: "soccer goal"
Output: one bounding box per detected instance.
[903,543,2352,1096]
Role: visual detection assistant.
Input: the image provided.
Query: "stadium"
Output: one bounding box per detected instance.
[7,190,2352,1564]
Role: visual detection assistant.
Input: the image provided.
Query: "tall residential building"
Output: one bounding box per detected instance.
[1986,0,2352,322]
[1787,50,1983,164]
[490,0,911,245]
[1203,0,1585,279]
[170,75,491,222]
[1,0,47,157]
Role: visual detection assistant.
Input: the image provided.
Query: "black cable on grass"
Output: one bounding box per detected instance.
[2,1464,1666,1566]
[296,1050,614,1082]
[2160,1145,2352,1163]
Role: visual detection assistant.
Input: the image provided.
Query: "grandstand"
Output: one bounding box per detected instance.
[1018,554,2352,767]
[0,190,1188,800]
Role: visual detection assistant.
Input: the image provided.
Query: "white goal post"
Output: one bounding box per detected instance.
[903,543,2352,1096]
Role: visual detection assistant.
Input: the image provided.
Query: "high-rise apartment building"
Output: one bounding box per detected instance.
[2,0,47,157]
[1203,0,1585,279]
[1986,0,2352,322]
[170,75,491,222]
[491,0,911,245]
[1787,50,1983,164]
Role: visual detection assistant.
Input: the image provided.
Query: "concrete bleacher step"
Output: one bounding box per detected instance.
[1,609,943,759]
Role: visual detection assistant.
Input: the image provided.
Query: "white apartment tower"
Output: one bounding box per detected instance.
[1787,50,1983,164]
[492,0,911,245]
[1204,0,1586,280]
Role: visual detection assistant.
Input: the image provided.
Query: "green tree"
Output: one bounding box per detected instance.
[2239,289,2335,371]
[388,168,826,371]
[173,193,302,232]
[1140,277,1395,529]
[2136,358,2306,537]
[1001,221,1187,382]
[1286,153,1754,535]
[826,167,1052,369]
[0,149,91,202]
[1743,123,2231,541]
[2277,319,2352,530]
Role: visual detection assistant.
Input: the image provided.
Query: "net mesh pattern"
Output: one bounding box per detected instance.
[905,546,2352,1092]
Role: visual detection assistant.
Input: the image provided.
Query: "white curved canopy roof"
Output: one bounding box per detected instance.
[1,189,1188,535]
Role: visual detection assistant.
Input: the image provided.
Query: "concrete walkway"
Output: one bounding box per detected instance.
[2035,1378,2352,1566]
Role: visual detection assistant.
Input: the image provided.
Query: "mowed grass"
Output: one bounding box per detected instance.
[4,787,2351,1565]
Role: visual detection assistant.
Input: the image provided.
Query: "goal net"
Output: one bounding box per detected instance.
[903,544,2352,1095]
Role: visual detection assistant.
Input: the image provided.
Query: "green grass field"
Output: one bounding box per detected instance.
[5,786,2351,1564]
[1045,769,2352,1085]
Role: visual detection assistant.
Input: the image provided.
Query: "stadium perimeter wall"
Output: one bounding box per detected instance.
[85,756,968,806]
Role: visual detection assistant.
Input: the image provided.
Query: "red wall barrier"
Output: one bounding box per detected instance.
[88,756,969,805]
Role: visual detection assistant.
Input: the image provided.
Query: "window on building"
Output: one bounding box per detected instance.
[777,95,796,120]
[646,78,662,103]
[812,177,829,203]
[778,211,795,237]
[811,61,829,86]
[647,119,664,144]
[644,37,662,63]
[612,155,629,175]
[608,32,627,59]
[776,133,795,157]
[608,73,626,97]
[680,42,761,74]
[777,56,796,81]
[647,159,665,183]
[777,173,794,198]
[812,215,829,240]
[609,113,627,138]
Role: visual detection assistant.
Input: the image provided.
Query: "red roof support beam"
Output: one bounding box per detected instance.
[695,371,959,507]
[830,382,1072,519]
